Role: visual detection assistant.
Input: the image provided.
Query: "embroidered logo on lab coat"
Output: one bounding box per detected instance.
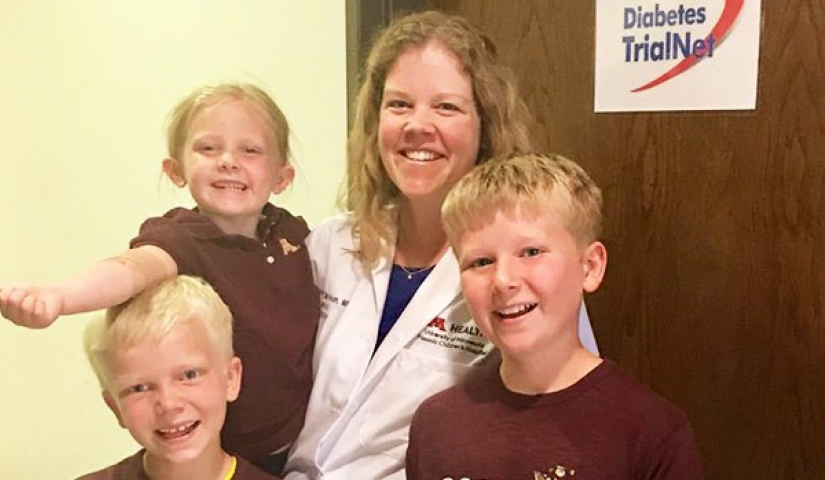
[419,316,486,355]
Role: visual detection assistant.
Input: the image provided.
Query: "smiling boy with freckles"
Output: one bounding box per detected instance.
[406,153,704,480]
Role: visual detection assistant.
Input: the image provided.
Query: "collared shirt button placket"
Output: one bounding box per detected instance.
[262,241,275,264]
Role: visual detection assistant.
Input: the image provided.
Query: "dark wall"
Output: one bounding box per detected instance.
[346,0,423,126]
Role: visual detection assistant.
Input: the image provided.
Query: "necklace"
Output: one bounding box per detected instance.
[396,264,435,280]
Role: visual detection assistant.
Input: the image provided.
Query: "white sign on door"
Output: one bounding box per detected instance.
[594,0,762,112]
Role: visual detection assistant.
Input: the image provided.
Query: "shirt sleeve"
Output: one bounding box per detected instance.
[129,215,201,274]
[643,421,705,480]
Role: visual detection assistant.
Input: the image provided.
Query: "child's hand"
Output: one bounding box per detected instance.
[0,285,64,328]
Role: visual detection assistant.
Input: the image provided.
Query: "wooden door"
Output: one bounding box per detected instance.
[413,1,824,478]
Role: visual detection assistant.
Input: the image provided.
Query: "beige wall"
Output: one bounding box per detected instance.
[0,2,346,478]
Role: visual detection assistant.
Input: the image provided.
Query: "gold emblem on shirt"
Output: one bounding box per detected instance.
[535,465,575,479]
[280,238,301,256]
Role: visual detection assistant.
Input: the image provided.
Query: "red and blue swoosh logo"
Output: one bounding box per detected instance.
[632,0,745,92]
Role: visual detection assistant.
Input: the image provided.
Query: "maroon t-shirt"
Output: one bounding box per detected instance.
[76,450,280,479]
[130,204,319,465]
[406,359,704,480]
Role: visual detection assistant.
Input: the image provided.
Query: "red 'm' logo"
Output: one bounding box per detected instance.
[427,317,446,331]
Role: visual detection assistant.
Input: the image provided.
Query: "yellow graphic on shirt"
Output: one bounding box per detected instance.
[280,238,301,255]
[439,464,575,480]
[535,465,576,479]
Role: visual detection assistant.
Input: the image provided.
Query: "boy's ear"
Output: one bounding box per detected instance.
[102,391,126,429]
[581,241,607,293]
[270,164,295,195]
[226,356,243,403]
[162,157,186,187]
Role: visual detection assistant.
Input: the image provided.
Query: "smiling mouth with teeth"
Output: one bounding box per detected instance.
[213,181,248,191]
[496,303,537,320]
[404,150,439,162]
[156,420,200,439]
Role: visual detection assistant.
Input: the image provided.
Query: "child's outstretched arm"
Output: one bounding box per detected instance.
[0,245,177,329]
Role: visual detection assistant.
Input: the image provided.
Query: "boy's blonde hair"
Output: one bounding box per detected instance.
[166,82,291,167]
[84,275,234,389]
[442,153,603,247]
[345,10,533,268]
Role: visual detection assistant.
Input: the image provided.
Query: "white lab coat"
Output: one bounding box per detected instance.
[284,214,598,480]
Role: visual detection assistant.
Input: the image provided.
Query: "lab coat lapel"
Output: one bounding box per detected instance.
[335,253,391,352]
[320,253,392,404]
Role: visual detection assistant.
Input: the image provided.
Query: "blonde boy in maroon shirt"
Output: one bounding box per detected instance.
[406,153,703,480]
[79,275,277,480]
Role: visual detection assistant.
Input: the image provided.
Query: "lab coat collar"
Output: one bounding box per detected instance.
[365,248,462,381]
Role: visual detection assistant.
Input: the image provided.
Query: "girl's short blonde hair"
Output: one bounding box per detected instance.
[166,82,291,167]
